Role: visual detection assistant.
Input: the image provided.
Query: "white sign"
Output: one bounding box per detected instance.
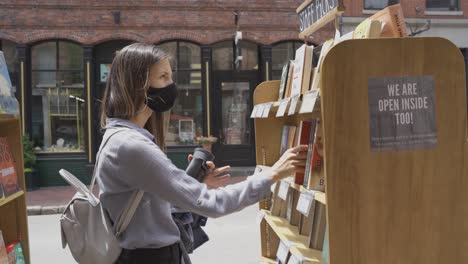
[278,180,290,201]
[296,190,315,217]
[288,95,300,116]
[276,98,290,117]
[256,210,266,225]
[299,90,319,114]
[276,240,291,264]
[256,104,266,118]
[262,103,273,118]
[250,105,259,118]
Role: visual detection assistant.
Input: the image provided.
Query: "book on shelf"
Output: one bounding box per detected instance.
[0,231,8,264]
[303,119,318,188]
[366,3,407,38]
[291,44,314,97]
[322,226,330,264]
[307,120,325,192]
[278,63,290,101]
[310,39,334,92]
[289,188,301,227]
[6,242,25,264]
[284,61,295,98]
[0,51,20,116]
[293,120,313,185]
[299,198,316,236]
[0,184,5,203]
[309,202,327,250]
[0,137,20,197]
[270,182,282,216]
[353,19,383,39]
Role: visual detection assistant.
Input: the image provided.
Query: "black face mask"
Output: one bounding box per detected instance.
[146,83,178,112]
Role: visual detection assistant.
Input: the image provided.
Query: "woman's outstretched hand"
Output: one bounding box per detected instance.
[187,154,232,189]
[270,145,308,183]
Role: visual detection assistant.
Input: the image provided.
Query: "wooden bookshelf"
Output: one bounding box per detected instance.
[0,114,30,263]
[254,37,468,264]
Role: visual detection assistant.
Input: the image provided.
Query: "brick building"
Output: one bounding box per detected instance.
[0,0,466,186]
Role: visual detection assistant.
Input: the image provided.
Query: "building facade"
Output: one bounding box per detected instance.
[0,0,466,186]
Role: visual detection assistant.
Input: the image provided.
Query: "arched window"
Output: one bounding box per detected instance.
[158,41,203,146]
[271,41,303,80]
[0,40,18,96]
[31,40,85,153]
[212,40,259,71]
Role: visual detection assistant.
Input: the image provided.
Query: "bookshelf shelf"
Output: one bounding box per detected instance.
[261,256,276,263]
[0,191,25,207]
[255,37,467,264]
[262,211,323,263]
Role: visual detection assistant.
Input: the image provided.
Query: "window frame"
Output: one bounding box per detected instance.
[425,0,459,11]
[363,0,401,10]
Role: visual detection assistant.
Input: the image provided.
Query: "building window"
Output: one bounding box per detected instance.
[0,40,18,96]
[159,41,203,146]
[271,42,302,80]
[31,41,85,153]
[426,0,459,11]
[364,0,400,10]
[212,41,259,71]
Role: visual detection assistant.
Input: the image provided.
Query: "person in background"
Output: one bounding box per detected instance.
[96,43,308,264]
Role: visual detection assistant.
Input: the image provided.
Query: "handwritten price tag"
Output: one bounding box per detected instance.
[276,240,291,264]
[256,210,266,225]
[296,190,315,217]
[250,105,259,118]
[276,98,290,117]
[262,103,273,118]
[288,95,300,116]
[287,254,303,264]
[299,90,319,114]
[278,180,290,201]
[256,104,266,118]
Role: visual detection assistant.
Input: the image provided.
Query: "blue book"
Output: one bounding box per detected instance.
[0,51,19,115]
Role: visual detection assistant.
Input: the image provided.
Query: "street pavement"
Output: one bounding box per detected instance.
[29,203,262,264]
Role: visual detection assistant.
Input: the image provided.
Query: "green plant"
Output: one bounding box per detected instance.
[22,135,36,172]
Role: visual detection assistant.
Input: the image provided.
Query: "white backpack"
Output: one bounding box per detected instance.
[59,129,144,264]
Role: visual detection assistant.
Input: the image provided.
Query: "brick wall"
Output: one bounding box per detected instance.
[0,0,315,45]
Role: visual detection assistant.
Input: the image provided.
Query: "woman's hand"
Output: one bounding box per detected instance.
[188,154,232,189]
[270,145,308,183]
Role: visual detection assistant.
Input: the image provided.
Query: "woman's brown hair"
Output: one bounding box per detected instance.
[100,43,169,148]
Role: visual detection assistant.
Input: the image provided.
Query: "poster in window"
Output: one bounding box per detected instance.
[179,119,194,143]
[0,51,19,115]
[100,64,111,83]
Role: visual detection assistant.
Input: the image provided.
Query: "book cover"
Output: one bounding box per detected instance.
[286,126,297,150]
[367,4,407,38]
[309,202,327,250]
[299,199,316,236]
[0,51,20,116]
[278,63,290,101]
[0,184,5,203]
[270,182,283,217]
[0,137,20,197]
[289,189,301,227]
[301,46,314,95]
[284,61,295,98]
[310,39,334,91]
[303,119,318,188]
[308,120,325,192]
[290,45,306,96]
[0,231,8,264]
[6,242,25,264]
[353,19,383,39]
[280,126,290,156]
[294,120,313,185]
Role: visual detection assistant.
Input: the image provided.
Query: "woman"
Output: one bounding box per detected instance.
[96,43,307,264]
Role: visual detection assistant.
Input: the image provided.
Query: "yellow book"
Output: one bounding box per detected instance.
[353,19,383,39]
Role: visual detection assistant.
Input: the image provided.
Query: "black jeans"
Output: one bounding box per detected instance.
[115,243,181,264]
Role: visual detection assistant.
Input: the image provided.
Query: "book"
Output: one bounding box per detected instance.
[280,126,290,156]
[0,137,20,197]
[278,63,290,101]
[294,120,313,185]
[0,231,8,264]
[353,19,383,39]
[366,3,407,38]
[309,202,327,250]
[6,242,25,264]
[270,182,282,216]
[291,45,314,96]
[0,51,20,116]
[284,61,295,98]
[308,120,325,192]
[303,119,318,188]
[0,184,5,203]
[299,198,316,236]
[289,189,301,227]
[310,39,334,92]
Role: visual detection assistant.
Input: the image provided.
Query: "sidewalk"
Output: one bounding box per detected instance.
[26,167,254,215]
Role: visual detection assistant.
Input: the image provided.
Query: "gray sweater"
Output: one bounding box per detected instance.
[96,118,272,249]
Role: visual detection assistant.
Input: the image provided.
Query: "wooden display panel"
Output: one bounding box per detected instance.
[321,38,468,264]
[0,116,30,263]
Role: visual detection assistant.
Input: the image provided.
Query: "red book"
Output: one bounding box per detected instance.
[294,120,313,185]
[0,137,20,197]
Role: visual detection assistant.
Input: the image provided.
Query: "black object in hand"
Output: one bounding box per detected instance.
[185,148,215,182]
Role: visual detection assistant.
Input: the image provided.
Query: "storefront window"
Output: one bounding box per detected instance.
[31,41,85,153]
[0,40,18,96]
[159,41,203,146]
[426,0,458,11]
[213,41,259,71]
[271,42,302,80]
[364,0,400,10]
